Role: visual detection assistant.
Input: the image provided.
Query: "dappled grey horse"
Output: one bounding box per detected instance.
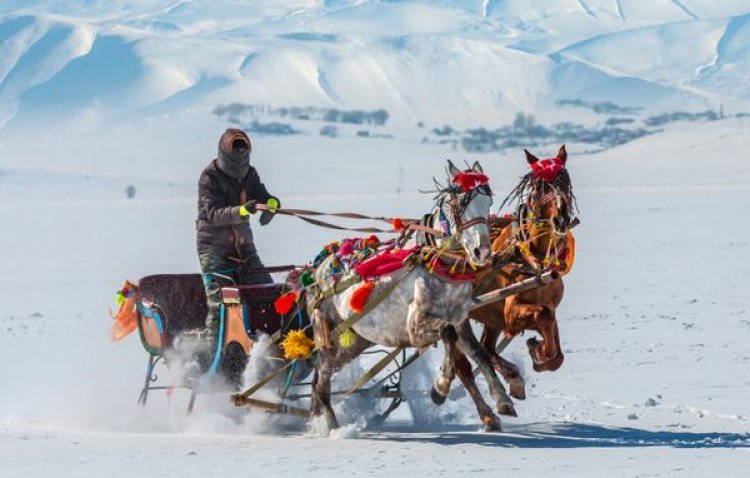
[309,161,516,432]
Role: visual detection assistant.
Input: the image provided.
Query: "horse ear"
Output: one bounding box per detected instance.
[557,144,567,164]
[524,149,539,165]
[472,161,484,173]
[447,159,460,176]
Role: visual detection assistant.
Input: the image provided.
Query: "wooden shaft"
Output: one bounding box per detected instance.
[470,270,560,311]
[232,395,308,418]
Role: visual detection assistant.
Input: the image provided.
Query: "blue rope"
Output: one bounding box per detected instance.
[283,360,297,392]
[438,199,451,236]
[142,307,165,335]
[206,303,226,378]
[242,303,251,335]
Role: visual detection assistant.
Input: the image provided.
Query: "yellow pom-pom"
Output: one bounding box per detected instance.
[281,329,315,360]
[266,197,279,213]
[338,328,357,348]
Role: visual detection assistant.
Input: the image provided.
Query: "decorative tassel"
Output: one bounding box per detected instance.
[281,329,315,360]
[111,280,137,341]
[349,281,376,314]
[339,240,354,256]
[392,217,405,231]
[338,328,357,348]
[274,291,299,315]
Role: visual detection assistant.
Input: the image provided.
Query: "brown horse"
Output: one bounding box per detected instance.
[431,145,578,431]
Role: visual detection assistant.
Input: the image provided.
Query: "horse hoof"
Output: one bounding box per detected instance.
[483,415,502,432]
[496,402,517,417]
[509,379,526,400]
[431,386,447,405]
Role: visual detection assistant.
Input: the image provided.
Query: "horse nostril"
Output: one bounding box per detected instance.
[473,247,481,259]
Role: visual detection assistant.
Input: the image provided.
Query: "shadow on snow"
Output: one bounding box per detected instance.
[365,422,750,449]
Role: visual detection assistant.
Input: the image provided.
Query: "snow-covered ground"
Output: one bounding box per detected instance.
[1,1,750,476]
[2,118,749,476]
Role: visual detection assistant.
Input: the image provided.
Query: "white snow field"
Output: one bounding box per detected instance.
[1,1,750,477]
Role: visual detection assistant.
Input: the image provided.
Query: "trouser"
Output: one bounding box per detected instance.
[199,245,273,335]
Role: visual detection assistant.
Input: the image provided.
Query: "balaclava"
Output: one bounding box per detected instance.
[217,128,251,179]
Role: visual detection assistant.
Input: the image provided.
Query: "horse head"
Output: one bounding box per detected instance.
[522,145,576,237]
[436,160,493,268]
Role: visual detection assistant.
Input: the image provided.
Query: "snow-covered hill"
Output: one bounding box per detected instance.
[1,0,749,131]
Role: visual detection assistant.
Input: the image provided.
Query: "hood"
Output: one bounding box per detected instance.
[217,128,252,179]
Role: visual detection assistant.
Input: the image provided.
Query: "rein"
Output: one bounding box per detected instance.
[255,203,445,237]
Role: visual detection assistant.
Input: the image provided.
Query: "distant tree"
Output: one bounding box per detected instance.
[320,125,338,138]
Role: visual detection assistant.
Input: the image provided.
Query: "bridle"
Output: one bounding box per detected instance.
[437,183,493,239]
[510,170,576,237]
[501,170,578,272]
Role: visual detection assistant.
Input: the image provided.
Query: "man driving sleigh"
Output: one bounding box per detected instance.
[190,128,280,381]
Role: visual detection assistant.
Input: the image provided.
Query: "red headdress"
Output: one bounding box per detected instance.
[452,172,490,192]
[526,145,567,182]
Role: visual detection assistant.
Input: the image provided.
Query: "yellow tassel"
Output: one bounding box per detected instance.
[281,330,315,360]
[338,328,357,348]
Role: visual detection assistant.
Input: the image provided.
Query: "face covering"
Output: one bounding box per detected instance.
[217,128,251,179]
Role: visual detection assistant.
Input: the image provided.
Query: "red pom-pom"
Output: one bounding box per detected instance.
[274,291,298,315]
[392,217,405,231]
[349,282,376,314]
[339,240,354,256]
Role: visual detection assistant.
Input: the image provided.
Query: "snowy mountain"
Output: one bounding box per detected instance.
[1,0,749,131]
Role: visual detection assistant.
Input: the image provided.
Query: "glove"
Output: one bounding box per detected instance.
[238,200,257,217]
[259,197,280,225]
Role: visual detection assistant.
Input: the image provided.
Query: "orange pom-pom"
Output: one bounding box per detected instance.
[274,291,298,315]
[349,282,376,314]
[392,217,405,231]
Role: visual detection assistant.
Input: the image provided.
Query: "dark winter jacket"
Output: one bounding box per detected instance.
[196,159,273,257]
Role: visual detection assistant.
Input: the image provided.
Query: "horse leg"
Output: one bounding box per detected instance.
[480,326,526,400]
[454,349,502,431]
[431,324,458,405]
[310,311,340,432]
[311,347,341,432]
[455,320,516,417]
[505,302,564,372]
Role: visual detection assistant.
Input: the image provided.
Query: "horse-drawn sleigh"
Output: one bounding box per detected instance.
[110,146,578,432]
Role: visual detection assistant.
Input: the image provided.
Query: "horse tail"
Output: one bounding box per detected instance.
[110,280,139,341]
